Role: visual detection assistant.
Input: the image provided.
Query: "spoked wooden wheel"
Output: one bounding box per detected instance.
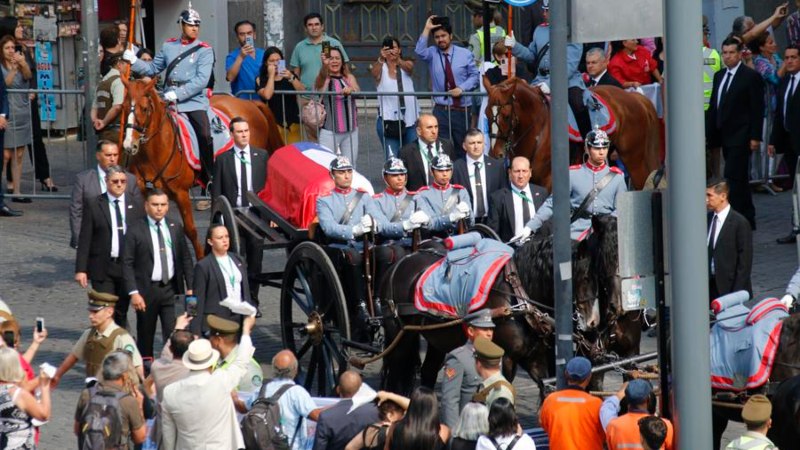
[210,196,242,256]
[280,242,350,396]
[471,223,502,241]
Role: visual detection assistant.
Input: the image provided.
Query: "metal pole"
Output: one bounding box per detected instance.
[652,191,671,420]
[81,0,100,161]
[550,0,572,389]
[482,1,492,63]
[664,0,712,446]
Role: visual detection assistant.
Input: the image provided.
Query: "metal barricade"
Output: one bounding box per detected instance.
[2,88,86,200]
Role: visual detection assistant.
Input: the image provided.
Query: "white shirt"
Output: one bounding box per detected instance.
[717,62,741,107]
[590,69,609,86]
[785,72,799,117]
[147,216,175,282]
[233,146,252,207]
[215,254,243,303]
[466,154,488,215]
[418,139,440,183]
[708,204,730,275]
[107,192,126,258]
[475,433,537,450]
[97,165,107,194]
[511,184,536,236]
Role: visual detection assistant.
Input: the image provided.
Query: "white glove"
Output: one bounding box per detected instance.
[352,224,368,237]
[122,49,138,64]
[511,227,532,243]
[164,91,178,103]
[449,210,466,223]
[504,33,516,49]
[456,202,471,217]
[538,82,551,95]
[781,294,795,309]
[360,214,373,228]
[402,219,418,231]
[409,210,430,226]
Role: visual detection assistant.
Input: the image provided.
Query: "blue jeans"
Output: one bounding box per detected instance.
[376,117,418,159]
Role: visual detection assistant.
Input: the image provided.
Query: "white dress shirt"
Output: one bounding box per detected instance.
[590,69,609,86]
[97,165,107,194]
[147,216,175,282]
[107,193,126,258]
[717,62,741,107]
[466,154,488,215]
[785,72,799,119]
[511,184,536,236]
[418,139,441,183]
[215,254,243,302]
[233,145,252,207]
[708,204,730,275]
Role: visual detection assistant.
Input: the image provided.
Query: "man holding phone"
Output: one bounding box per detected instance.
[225,20,264,100]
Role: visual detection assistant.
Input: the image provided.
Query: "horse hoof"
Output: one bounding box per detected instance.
[195,200,211,211]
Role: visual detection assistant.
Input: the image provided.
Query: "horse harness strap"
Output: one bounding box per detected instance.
[339,191,365,225]
[164,45,204,88]
[390,195,413,222]
[472,379,517,403]
[570,171,617,223]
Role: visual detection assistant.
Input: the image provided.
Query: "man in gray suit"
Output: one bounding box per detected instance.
[70,140,141,248]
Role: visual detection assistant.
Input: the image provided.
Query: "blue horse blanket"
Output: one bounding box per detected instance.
[710,296,788,391]
[415,238,513,318]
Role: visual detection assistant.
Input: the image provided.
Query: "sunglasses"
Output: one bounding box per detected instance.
[108,179,127,185]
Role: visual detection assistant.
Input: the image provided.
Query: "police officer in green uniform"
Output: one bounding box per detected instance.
[207,315,263,398]
[725,395,777,449]
[472,336,515,408]
[439,309,495,428]
[52,290,144,388]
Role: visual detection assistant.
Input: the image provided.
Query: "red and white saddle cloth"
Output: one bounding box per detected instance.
[169,107,234,171]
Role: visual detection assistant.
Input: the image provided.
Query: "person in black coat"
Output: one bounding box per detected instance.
[706,37,765,230]
[75,165,145,327]
[452,129,505,224]
[399,113,456,191]
[210,117,268,307]
[584,47,623,88]
[488,156,548,242]
[191,224,254,337]
[123,188,194,358]
[706,178,753,300]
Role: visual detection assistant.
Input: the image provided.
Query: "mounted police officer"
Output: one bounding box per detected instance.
[123,3,215,211]
[371,157,430,284]
[515,127,627,241]
[415,154,473,237]
[316,154,376,335]
[503,0,591,140]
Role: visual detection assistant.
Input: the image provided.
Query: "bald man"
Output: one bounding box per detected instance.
[314,370,380,450]
[399,113,456,191]
[255,350,321,450]
[487,156,548,242]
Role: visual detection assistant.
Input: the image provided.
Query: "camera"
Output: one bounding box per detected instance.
[2,330,14,347]
[185,295,198,317]
[36,317,44,333]
[14,44,22,54]
[432,16,450,28]
[321,41,331,57]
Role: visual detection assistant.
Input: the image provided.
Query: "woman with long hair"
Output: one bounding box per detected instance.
[0,35,32,203]
[315,46,360,163]
[256,47,305,144]
[0,347,51,450]
[475,398,536,450]
[371,36,418,158]
[345,393,406,450]
[386,386,449,450]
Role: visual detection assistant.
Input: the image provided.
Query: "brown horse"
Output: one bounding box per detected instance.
[120,78,284,256]
[485,77,661,190]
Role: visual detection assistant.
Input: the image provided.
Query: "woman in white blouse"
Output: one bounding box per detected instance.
[372,36,420,158]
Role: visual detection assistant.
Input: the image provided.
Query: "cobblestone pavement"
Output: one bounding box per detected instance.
[0,140,793,447]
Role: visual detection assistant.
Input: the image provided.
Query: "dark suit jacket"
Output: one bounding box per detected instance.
[70,168,141,247]
[399,139,456,191]
[210,146,269,206]
[191,252,252,336]
[452,156,506,216]
[75,193,145,281]
[770,73,800,155]
[588,70,623,88]
[122,217,194,299]
[706,64,764,148]
[487,183,548,242]
[313,399,380,450]
[709,208,753,297]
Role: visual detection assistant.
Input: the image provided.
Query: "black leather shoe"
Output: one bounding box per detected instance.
[11,197,31,204]
[777,232,799,244]
[0,204,22,216]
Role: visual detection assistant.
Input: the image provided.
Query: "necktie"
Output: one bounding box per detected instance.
[708,214,718,275]
[473,161,485,217]
[718,71,732,106]
[239,150,249,207]
[520,191,531,224]
[113,199,124,255]
[426,144,434,183]
[589,79,597,87]
[156,221,170,283]
[786,75,796,129]
[443,52,460,107]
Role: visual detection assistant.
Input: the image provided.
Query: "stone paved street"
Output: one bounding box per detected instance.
[0,139,794,447]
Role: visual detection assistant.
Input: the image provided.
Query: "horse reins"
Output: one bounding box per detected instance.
[489,91,547,158]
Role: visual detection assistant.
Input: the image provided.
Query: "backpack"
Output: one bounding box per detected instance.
[79,386,130,450]
[241,383,300,450]
[489,435,521,450]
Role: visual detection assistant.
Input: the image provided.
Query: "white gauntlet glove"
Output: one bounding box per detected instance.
[456,202,471,217]
[409,210,430,226]
[352,224,368,237]
[122,49,138,64]
[360,214,373,230]
[164,91,178,103]
[781,294,795,309]
[510,226,532,243]
[402,219,417,231]
[449,210,466,222]
[504,33,516,49]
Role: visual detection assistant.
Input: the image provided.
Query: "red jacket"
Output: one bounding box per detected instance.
[608,45,658,85]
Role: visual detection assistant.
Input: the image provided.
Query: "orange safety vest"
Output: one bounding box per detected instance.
[539,387,605,450]
[606,411,675,450]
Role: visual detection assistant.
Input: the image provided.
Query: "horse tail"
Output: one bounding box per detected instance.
[254,101,287,151]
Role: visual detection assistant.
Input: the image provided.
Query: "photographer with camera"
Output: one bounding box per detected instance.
[372,36,419,158]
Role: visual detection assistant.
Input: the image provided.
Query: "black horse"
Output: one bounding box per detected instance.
[379,235,599,398]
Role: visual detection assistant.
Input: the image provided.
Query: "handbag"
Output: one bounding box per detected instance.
[302,97,327,128]
[382,64,407,139]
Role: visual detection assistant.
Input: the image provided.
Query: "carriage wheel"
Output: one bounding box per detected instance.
[470,223,502,241]
[210,196,242,256]
[280,242,351,396]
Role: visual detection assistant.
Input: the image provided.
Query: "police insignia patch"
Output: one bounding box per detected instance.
[445,367,456,380]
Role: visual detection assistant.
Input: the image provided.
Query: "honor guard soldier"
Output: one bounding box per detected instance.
[51,290,144,388]
[472,336,515,409]
[207,315,263,398]
[371,157,430,279]
[415,154,473,237]
[516,127,627,241]
[316,154,376,332]
[439,310,495,429]
[123,3,216,211]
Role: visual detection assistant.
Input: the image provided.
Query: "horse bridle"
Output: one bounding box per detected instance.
[124,94,167,150]
[124,92,185,188]
[488,91,546,158]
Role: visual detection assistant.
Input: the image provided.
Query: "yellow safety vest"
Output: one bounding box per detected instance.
[703,46,722,111]
[476,26,506,59]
